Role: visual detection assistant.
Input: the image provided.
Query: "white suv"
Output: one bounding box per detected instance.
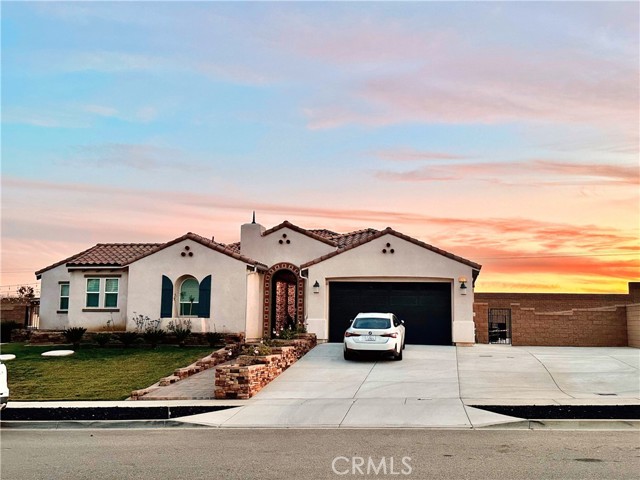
[343,312,405,361]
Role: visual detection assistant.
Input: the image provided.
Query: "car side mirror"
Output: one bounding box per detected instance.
[400,320,405,325]
[347,318,353,325]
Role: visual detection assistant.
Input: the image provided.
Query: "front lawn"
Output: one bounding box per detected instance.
[0,343,215,400]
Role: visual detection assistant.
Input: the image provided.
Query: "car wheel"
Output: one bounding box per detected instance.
[402,339,406,350]
[394,345,403,361]
[344,348,353,361]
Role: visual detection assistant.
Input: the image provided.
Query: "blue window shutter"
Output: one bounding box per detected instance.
[199,275,212,318]
[161,275,173,318]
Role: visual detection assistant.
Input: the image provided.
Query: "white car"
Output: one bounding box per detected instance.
[343,312,405,361]
[0,362,8,410]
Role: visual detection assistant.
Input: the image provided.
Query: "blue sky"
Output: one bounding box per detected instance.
[2,1,639,293]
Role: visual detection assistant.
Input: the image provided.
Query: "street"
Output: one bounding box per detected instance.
[2,429,638,480]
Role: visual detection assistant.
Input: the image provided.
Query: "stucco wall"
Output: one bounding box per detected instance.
[305,233,476,343]
[38,264,72,330]
[245,270,264,340]
[628,304,640,348]
[240,224,335,267]
[68,269,129,330]
[127,239,249,333]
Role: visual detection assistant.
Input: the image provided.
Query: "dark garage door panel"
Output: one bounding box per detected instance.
[328,282,452,345]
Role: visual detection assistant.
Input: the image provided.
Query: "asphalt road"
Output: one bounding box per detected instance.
[2,429,639,480]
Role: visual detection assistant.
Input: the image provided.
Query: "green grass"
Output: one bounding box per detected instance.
[0,343,215,400]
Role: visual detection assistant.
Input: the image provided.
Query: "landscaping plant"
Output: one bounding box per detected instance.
[94,332,112,347]
[205,331,224,348]
[167,318,192,347]
[119,331,139,348]
[62,327,87,349]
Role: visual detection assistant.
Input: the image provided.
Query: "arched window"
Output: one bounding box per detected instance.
[179,277,199,316]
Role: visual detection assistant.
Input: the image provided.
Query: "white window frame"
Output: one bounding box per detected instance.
[104,278,119,308]
[85,278,101,308]
[59,282,70,311]
[179,277,199,317]
[84,277,119,309]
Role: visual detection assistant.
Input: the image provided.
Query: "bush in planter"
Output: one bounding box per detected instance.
[143,328,166,349]
[0,321,23,342]
[205,331,224,348]
[119,331,139,348]
[241,343,273,357]
[94,332,112,347]
[62,327,87,349]
[167,319,192,347]
[277,326,295,340]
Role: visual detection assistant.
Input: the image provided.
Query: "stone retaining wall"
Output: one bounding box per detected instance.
[215,334,317,400]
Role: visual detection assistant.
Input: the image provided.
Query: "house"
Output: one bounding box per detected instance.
[35,218,481,345]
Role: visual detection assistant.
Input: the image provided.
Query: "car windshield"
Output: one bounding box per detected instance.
[352,318,391,329]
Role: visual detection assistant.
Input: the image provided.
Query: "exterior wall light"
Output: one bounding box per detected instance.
[458,276,468,295]
[313,281,320,294]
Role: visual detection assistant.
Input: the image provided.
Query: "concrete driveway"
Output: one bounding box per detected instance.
[180,343,639,428]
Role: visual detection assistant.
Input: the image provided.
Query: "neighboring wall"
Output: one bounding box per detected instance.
[0,299,29,325]
[474,282,640,347]
[475,282,640,312]
[628,304,640,348]
[510,304,628,347]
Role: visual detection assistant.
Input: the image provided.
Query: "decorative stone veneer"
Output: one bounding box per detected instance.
[215,334,317,399]
[263,263,305,336]
[130,342,243,400]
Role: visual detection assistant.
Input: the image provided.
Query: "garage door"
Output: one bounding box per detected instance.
[328,282,452,345]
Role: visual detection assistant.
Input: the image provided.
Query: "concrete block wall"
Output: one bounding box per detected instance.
[627,304,640,348]
[510,303,628,347]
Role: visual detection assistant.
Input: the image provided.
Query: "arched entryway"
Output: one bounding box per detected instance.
[263,263,305,337]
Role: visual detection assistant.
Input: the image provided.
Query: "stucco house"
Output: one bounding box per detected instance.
[35,218,481,345]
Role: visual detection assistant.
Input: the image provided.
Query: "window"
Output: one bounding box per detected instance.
[85,278,119,309]
[179,278,199,316]
[86,279,100,308]
[59,283,70,311]
[105,278,119,308]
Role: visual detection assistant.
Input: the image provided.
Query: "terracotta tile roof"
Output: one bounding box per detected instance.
[307,229,341,241]
[36,233,267,278]
[67,243,162,268]
[262,220,337,246]
[301,227,482,270]
[335,228,379,248]
[225,242,241,254]
[125,232,267,270]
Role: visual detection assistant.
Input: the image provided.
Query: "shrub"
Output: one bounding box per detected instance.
[278,327,295,340]
[119,331,139,348]
[94,332,112,347]
[241,343,272,356]
[62,327,87,349]
[167,319,192,347]
[205,331,224,348]
[143,328,166,349]
[0,321,22,343]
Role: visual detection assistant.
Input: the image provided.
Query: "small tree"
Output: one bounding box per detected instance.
[17,285,35,300]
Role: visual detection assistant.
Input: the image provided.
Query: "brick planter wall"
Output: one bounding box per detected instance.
[473,303,489,344]
[215,334,317,399]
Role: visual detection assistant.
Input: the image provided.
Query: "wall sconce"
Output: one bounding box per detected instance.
[458,276,468,295]
[313,281,320,294]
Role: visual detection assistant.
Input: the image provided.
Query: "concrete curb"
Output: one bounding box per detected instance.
[3,419,639,430]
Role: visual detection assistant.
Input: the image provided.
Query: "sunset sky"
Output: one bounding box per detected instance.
[2,2,639,294]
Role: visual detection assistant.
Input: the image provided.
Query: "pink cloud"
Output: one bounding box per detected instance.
[374,159,640,186]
